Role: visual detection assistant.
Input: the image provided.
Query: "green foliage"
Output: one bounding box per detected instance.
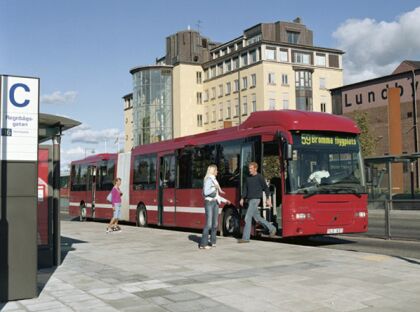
[353,111,376,157]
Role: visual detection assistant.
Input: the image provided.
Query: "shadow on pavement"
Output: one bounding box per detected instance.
[36,236,87,297]
[188,234,201,245]
[393,256,420,266]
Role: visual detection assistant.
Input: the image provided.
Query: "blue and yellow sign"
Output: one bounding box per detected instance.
[298,133,358,148]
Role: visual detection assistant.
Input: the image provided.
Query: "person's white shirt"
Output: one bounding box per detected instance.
[308,170,330,184]
[204,175,228,203]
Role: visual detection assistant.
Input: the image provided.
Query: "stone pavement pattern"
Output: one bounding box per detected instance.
[2,220,420,311]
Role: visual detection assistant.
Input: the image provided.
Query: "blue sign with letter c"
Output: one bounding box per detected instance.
[9,83,30,107]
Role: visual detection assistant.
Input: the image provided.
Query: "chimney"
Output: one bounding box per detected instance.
[293,17,302,24]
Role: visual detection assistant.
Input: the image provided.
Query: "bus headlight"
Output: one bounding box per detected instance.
[355,211,366,218]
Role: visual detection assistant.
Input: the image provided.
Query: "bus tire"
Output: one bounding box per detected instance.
[222,207,240,237]
[136,204,147,227]
[80,202,87,222]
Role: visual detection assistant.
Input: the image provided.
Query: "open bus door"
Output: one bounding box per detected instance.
[86,165,96,218]
[158,154,176,226]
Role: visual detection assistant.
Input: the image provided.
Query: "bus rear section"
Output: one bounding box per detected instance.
[69,154,118,220]
[281,132,368,237]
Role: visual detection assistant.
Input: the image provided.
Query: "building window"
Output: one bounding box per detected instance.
[287,31,300,44]
[247,34,261,45]
[225,59,232,72]
[204,112,209,124]
[226,100,231,119]
[197,114,203,127]
[226,82,231,95]
[218,84,223,97]
[279,49,288,62]
[211,66,216,78]
[212,110,216,123]
[219,104,223,121]
[204,69,209,80]
[282,93,289,109]
[265,47,276,60]
[196,72,202,84]
[252,94,256,112]
[234,99,239,117]
[295,71,312,89]
[293,52,311,65]
[196,92,202,104]
[241,53,248,66]
[269,98,276,110]
[316,54,326,67]
[296,96,313,111]
[217,63,223,75]
[242,96,248,115]
[249,49,257,64]
[233,57,239,70]
[321,96,327,112]
[242,77,248,90]
[251,74,256,87]
[204,90,209,102]
[281,74,288,85]
[319,77,326,89]
[234,79,239,92]
[268,72,276,85]
[211,87,216,99]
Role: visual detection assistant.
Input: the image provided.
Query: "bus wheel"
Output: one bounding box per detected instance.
[136,204,147,227]
[80,203,87,222]
[222,208,239,237]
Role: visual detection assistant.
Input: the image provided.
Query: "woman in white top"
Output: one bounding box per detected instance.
[199,165,231,249]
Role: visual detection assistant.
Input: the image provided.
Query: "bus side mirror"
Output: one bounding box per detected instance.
[284,144,293,160]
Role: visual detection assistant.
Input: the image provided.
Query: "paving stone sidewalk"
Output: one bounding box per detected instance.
[2,220,420,311]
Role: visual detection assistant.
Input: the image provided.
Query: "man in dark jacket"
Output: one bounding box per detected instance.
[238,162,276,243]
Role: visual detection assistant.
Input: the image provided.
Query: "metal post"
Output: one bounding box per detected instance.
[52,133,61,266]
[412,70,418,187]
[385,161,392,239]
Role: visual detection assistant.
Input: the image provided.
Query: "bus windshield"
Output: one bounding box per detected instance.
[286,132,364,196]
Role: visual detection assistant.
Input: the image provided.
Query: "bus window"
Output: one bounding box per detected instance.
[133,155,157,190]
[178,145,216,189]
[96,160,115,191]
[218,141,241,187]
[70,164,88,192]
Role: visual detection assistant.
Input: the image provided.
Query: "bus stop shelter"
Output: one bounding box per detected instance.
[38,113,80,268]
[1,113,80,301]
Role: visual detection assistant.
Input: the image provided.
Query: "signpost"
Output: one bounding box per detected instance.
[0,75,39,301]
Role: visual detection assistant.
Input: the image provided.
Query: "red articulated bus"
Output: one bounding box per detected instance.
[69,110,368,237]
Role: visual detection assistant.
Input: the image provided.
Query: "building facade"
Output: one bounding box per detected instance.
[127,18,344,146]
[123,93,133,152]
[331,61,420,157]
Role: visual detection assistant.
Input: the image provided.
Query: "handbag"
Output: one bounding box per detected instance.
[106,192,112,202]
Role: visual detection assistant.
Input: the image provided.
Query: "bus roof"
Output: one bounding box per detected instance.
[132,111,360,155]
[71,153,118,165]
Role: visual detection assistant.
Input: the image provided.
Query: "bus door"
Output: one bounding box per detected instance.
[262,140,282,231]
[87,165,97,216]
[158,154,176,226]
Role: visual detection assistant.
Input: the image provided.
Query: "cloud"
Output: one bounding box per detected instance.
[41,90,78,105]
[333,7,420,84]
[66,124,125,145]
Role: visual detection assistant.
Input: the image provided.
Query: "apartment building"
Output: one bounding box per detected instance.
[127,18,344,147]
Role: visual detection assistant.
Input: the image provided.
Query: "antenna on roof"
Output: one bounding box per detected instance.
[196,20,202,33]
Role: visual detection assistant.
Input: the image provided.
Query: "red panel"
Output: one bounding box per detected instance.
[37,148,49,246]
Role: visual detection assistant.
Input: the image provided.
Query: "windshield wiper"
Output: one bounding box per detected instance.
[332,187,362,198]
[303,188,330,199]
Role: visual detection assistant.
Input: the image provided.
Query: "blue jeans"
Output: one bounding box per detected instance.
[242,198,275,241]
[200,200,219,246]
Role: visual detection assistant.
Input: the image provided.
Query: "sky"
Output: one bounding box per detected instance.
[1,0,420,173]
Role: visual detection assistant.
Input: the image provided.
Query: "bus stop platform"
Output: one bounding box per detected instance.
[1,220,420,312]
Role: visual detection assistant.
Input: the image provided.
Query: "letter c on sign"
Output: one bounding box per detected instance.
[9,83,30,107]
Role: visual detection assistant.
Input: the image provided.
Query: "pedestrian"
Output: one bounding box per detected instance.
[238,162,276,243]
[107,178,123,233]
[199,165,231,249]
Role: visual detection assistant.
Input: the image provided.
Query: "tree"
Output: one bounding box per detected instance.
[353,110,376,157]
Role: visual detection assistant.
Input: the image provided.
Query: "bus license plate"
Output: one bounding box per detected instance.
[327,228,343,234]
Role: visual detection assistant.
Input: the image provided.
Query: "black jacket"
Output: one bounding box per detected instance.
[242,173,270,199]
